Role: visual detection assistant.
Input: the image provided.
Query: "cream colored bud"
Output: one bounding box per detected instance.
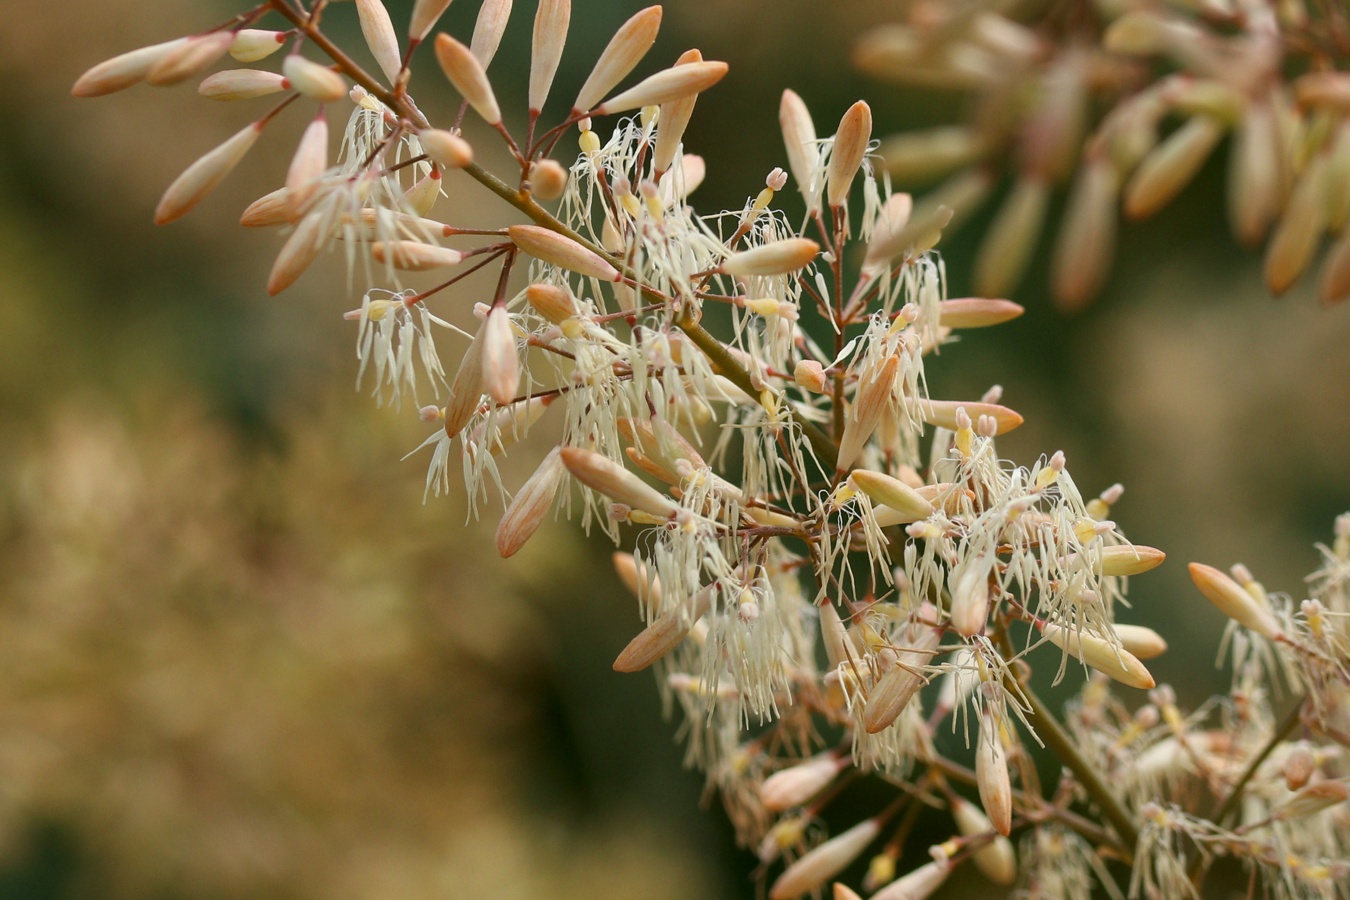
[280,55,346,102]
[480,306,519,405]
[530,159,569,201]
[443,330,484,438]
[616,417,705,473]
[1188,562,1283,639]
[510,225,621,281]
[241,186,291,227]
[951,797,1016,886]
[403,168,442,216]
[861,193,913,275]
[572,6,662,113]
[780,89,820,210]
[198,69,288,101]
[1053,157,1118,311]
[1124,115,1225,220]
[1096,544,1166,576]
[72,38,190,97]
[862,623,940,733]
[1228,100,1281,247]
[915,400,1022,434]
[525,284,578,324]
[419,129,473,169]
[974,174,1049,298]
[1042,623,1155,689]
[760,754,846,811]
[937,298,1024,328]
[230,30,286,63]
[285,112,328,216]
[1274,781,1348,821]
[948,551,995,638]
[879,127,982,184]
[769,818,882,900]
[658,153,705,205]
[560,448,677,519]
[593,61,729,116]
[848,470,934,522]
[977,713,1012,836]
[612,552,660,612]
[529,0,571,111]
[469,0,512,68]
[155,122,262,225]
[147,32,234,86]
[653,50,705,176]
[435,34,501,125]
[1164,78,1245,124]
[496,446,565,557]
[613,584,714,672]
[1265,151,1329,295]
[827,101,872,209]
[722,238,819,276]
[836,355,898,471]
[794,360,827,393]
[871,857,951,900]
[1283,744,1317,790]
[409,0,454,43]
[354,0,402,84]
[1112,624,1168,660]
[1020,51,1087,182]
[266,208,327,295]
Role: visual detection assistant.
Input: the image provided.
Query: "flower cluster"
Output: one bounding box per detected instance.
[73,1,1348,898]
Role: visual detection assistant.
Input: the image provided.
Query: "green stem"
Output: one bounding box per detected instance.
[1211,695,1305,827]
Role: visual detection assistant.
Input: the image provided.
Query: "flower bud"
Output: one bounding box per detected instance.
[529,0,571,111]
[286,112,328,216]
[769,818,882,900]
[1320,227,1350,306]
[355,0,403,84]
[1264,151,1328,295]
[1123,115,1225,220]
[593,61,729,116]
[936,298,1023,329]
[402,168,442,216]
[613,584,714,672]
[510,225,621,281]
[1094,544,1166,576]
[573,6,662,113]
[1188,562,1283,639]
[977,711,1013,836]
[848,470,934,522]
[469,0,513,68]
[1112,624,1168,659]
[1041,623,1156,689]
[480,306,519,405]
[72,38,190,97]
[282,55,347,102]
[240,186,291,227]
[780,90,820,211]
[1273,781,1348,821]
[529,159,569,201]
[861,622,940,733]
[951,796,1016,885]
[654,50,704,177]
[266,208,327,295]
[409,0,454,43]
[794,360,827,393]
[826,101,872,209]
[230,30,286,63]
[147,32,234,86]
[760,753,847,811]
[419,129,474,169]
[871,856,951,900]
[915,400,1022,434]
[197,68,288,101]
[435,35,502,125]
[496,446,565,557]
[974,174,1049,298]
[1228,100,1281,247]
[721,238,820,276]
[1283,744,1316,791]
[155,122,262,225]
[948,549,995,638]
[879,127,982,184]
[837,355,898,471]
[560,448,678,519]
[1053,157,1118,311]
[443,330,484,438]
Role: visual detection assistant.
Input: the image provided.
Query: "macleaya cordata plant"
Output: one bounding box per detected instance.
[74,1,1349,898]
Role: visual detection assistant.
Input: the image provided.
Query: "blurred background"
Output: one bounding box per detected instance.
[2,0,1349,897]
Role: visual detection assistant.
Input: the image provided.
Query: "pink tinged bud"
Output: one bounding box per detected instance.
[837,355,899,471]
[529,159,569,201]
[915,400,1022,434]
[794,360,827,393]
[529,0,571,111]
[230,30,286,63]
[72,38,190,97]
[480,306,519,405]
[973,174,1049,298]
[819,600,852,670]
[976,713,1013,836]
[560,448,678,520]
[870,857,952,900]
[1320,226,1350,306]
[154,122,262,225]
[434,35,501,125]
[721,238,820,276]
[654,50,704,177]
[951,797,1016,886]
[948,551,995,638]
[372,241,463,270]
[769,818,883,900]
[1264,152,1329,296]
[409,0,455,43]
[848,470,934,522]
[509,225,621,281]
[403,169,442,216]
[1188,562,1283,639]
[1041,623,1155,689]
[1053,157,1118,312]
[1283,745,1317,791]
[525,283,578,324]
[826,101,873,209]
[198,69,288,101]
[861,624,940,733]
[878,127,982,184]
[496,446,565,557]
[146,32,234,86]
[355,0,403,84]
[572,6,662,113]
[281,55,347,102]
[286,112,328,216]
[1095,544,1166,576]
[937,297,1023,329]
[443,332,485,438]
[1273,781,1348,821]
[760,754,847,811]
[592,61,729,116]
[1123,115,1225,220]
[612,552,661,612]
[470,0,513,69]
[266,209,328,295]
[613,584,714,672]
[1112,624,1168,659]
[780,90,820,210]
[240,187,291,227]
[418,129,473,169]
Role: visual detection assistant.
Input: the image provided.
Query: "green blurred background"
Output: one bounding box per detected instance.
[2,0,1349,897]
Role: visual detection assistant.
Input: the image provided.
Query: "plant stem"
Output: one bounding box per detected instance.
[1212,695,1305,827]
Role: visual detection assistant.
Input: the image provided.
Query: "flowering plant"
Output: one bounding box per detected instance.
[73,1,1349,897]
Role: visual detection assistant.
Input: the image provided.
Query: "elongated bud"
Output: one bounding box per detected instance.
[837,355,899,470]
[435,35,501,125]
[529,0,571,111]
[1188,562,1283,639]
[862,193,913,275]
[1294,72,1350,110]
[529,159,568,201]
[613,584,714,672]
[722,238,819,276]
[848,470,934,521]
[230,30,286,63]
[1112,624,1168,659]
[241,186,291,227]
[1124,115,1225,219]
[496,446,565,557]
[827,101,872,208]
[915,400,1022,434]
[871,857,951,900]
[1273,781,1349,821]
[409,0,455,43]
[266,208,327,295]
[976,711,1012,836]
[1041,623,1155,689]
[525,283,578,323]
[480,306,519,405]
[948,550,995,638]
[286,112,328,216]
[761,754,847,811]
[612,552,661,612]
[593,61,729,116]
[72,38,189,96]
[470,0,513,68]
[155,122,262,225]
[780,90,819,210]
[769,818,882,900]
[654,50,704,177]
[372,241,463,270]
[573,6,662,113]
[1020,51,1087,181]
[509,225,621,281]
[356,0,403,84]
[862,623,941,733]
[443,330,484,438]
[1095,544,1166,576]
[879,127,982,184]
[951,797,1016,886]
[1228,100,1280,247]
[1053,157,1118,311]
[974,174,1049,298]
[1320,227,1350,306]
[147,32,234,86]
[938,298,1023,328]
[1264,152,1328,295]
[282,55,347,102]
[403,168,441,216]
[560,448,677,519]
[419,129,473,169]
[198,69,288,101]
